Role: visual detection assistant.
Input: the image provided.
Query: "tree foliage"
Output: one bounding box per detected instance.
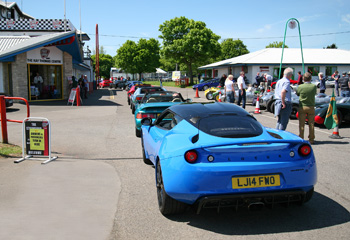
[325,43,337,49]
[159,16,221,84]
[91,53,114,79]
[115,38,160,80]
[220,38,249,60]
[266,41,288,48]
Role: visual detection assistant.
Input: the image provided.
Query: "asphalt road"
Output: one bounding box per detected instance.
[0,86,349,240]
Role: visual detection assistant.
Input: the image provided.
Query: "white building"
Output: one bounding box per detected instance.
[199,48,350,83]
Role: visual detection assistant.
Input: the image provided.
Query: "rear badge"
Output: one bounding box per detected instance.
[207,155,214,162]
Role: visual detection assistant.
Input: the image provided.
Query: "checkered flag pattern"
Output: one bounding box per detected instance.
[0,19,73,31]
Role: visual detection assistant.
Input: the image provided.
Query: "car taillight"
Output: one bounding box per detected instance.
[185,150,198,163]
[314,115,324,125]
[298,144,312,156]
[136,113,156,119]
[136,97,142,101]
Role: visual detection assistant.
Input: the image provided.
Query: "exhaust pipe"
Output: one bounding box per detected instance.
[248,202,264,211]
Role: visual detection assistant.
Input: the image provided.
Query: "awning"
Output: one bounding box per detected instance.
[156,68,167,74]
[0,30,82,62]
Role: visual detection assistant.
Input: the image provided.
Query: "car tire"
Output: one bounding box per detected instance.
[266,99,273,113]
[290,105,298,119]
[336,110,343,127]
[127,98,130,105]
[156,160,187,215]
[267,100,275,113]
[136,127,141,138]
[203,85,209,91]
[132,105,135,114]
[206,92,214,100]
[141,135,152,165]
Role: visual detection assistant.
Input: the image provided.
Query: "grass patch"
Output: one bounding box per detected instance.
[143,80,194,89]
[0,143,22,157]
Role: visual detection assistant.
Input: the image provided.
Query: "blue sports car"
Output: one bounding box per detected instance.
[141,102,317,215]
[134,91,189,137]
[192,78,220,91]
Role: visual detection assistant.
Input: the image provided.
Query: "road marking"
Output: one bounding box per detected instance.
[109,89,114,99]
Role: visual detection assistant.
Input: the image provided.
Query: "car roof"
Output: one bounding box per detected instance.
[169,102,249,120]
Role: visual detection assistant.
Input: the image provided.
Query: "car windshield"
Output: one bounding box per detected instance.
[141,92,183,103]
[196,114,263,138]
[140,88,164,94]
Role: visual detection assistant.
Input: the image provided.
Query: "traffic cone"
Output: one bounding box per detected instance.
[194,87,200,98]
[218,92,222,102]
[329,126,342,139]
[254,96,261,114]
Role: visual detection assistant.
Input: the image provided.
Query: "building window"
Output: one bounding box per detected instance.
[242,66,248,74]
[214,69,218,77]
[326,66,337,77]
[307,66,320,77]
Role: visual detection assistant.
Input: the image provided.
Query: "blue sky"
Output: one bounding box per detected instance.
[12,0,350,56]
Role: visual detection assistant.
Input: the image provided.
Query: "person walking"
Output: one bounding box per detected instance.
[274,67,294,130]
[318,72,326,94]
[338,71,350,97]
[296,72,317,144]
[237,71,246,109]
[224,75,236,103]
[297,71,303,85]
[83,75,89,99]
[332,70,340,97]
[219,74,227,87]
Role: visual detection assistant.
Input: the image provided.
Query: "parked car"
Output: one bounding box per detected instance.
[125,81,143,91]
[301,97,350,127]
[130,86,166,114]
[134,91,189,137]
[111,79,128,90]
[99,79,112,88]
[271,79,298,89]
[127,84,151,105]
[141,102,316,215]
[192,78,220,91]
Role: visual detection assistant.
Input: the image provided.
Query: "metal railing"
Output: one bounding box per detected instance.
[0,95,30,143]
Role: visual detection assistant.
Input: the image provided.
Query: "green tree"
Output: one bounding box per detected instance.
[159,16,221,84]
[266,41,288,48]
[325,43,337,49]
[115,38,160,80]
[91,53,114,79]
[220,38,249,60]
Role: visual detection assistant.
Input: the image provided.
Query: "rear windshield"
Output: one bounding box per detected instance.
[195,114,263,138]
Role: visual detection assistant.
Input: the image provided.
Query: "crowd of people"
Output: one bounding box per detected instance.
[220,67,350,145]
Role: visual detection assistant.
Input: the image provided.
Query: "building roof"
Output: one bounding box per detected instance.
[0,1,34,19]
[199,48,350,69]
[0,30,82,62]
[0,35,29,51]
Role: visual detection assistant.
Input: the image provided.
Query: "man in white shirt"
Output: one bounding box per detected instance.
[33,72,43,95]
[264,73,273,90]
[237,71,246,109]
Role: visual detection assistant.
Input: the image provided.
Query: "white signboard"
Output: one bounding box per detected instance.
[27,47,63,65]
[172,71,181,81]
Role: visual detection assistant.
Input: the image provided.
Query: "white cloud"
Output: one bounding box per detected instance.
[257,24,272,33]
[342,14,350,24]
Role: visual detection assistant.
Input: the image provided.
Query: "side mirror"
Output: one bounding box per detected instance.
[141,117,153,126]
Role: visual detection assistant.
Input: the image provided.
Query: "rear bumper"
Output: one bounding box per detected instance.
[195,188,312,214]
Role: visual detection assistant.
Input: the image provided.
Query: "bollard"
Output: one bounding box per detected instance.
[0,95,8,143]
[76,87,81,106]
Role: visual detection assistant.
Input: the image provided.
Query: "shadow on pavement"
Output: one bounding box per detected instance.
[166,192,350,235]
[19,89,122,107]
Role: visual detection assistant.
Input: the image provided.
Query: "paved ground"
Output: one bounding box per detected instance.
[0,85,349,240]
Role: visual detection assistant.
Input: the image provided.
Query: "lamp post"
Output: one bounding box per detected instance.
[279,18,305,79]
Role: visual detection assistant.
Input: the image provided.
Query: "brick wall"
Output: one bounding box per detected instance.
[63,52,73,99]
[12,52,28,99]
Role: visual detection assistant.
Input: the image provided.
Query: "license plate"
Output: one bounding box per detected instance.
[232,175,280,189]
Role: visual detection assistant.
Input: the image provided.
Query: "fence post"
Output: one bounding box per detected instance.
[0,95,8,143]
